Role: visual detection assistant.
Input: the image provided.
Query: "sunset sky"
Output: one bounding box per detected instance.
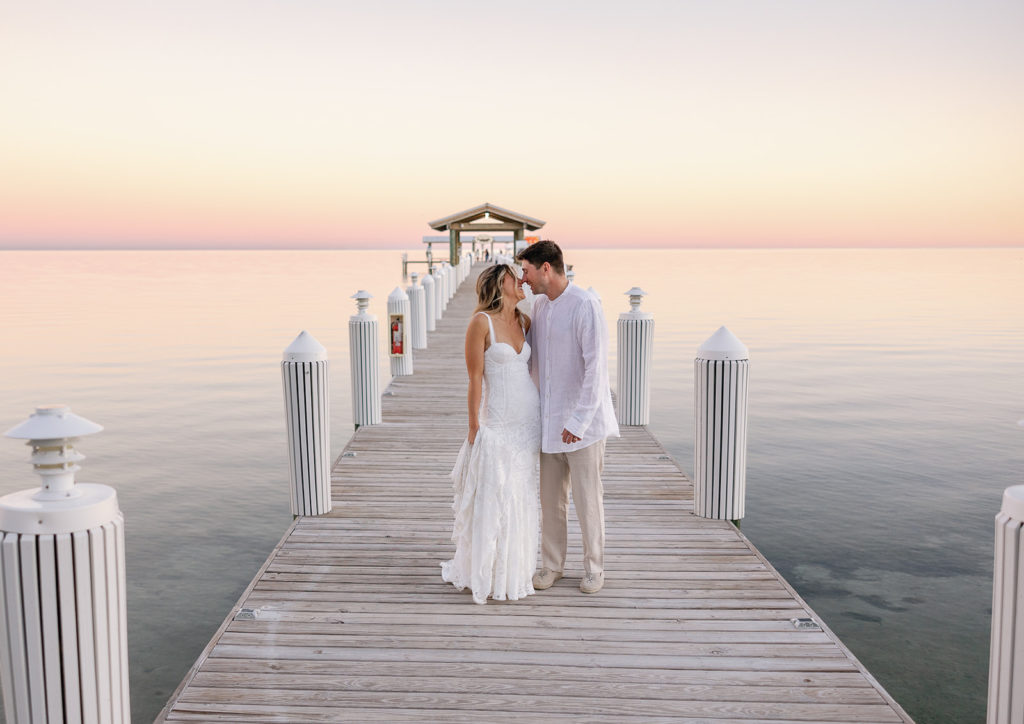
[2,1,1021,249]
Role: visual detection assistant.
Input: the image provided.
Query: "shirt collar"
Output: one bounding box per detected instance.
[547,281,573,306]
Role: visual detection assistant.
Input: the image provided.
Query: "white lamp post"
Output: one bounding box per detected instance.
[349,290,382,428]
[1,406,130,723]
[617,287,653,426]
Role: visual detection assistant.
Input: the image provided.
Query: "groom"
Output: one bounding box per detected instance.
[517,240,619,594]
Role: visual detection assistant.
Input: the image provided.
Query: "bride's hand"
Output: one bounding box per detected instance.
[468,425,479,444]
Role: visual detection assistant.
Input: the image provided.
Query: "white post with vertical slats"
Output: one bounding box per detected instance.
[617,287,653,426]
[349,290,381,428]
[988,485,1024,723]
[421,272,436,332]
[407,273,427,349]
[281,331,331,516]
[694,326,750,523]
[387,286,413,377]
[0,405,130,723]
[441,263,451,310]
[432,267,445,321]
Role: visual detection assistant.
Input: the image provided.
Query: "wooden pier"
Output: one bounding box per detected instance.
[159,264,913,723]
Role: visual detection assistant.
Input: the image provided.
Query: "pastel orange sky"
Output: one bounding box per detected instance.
[2,1,1022,249]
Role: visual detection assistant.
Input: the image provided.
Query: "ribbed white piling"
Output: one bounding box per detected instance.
[407,273,427,349]
[617,287,653,426]
[349,290,382,428]
[988,485,1024,723]
[441,263,451,310]
[387,286,413,377]
[0,406,130,724]
[431,268,445,321]
[421,272,436,332]
[693,326,750,522]
[281,331,331,516]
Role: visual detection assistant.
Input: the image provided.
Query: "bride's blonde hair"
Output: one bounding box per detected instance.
[474,264,523,324]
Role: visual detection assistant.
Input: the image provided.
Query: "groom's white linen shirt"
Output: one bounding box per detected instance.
[529,282,620,454]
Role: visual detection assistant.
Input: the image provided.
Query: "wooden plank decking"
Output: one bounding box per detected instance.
[159,264,913,723]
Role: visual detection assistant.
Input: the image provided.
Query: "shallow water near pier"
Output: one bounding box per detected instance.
[0,247,1021,723]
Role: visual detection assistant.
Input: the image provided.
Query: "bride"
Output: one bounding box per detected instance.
[440,263,541,604]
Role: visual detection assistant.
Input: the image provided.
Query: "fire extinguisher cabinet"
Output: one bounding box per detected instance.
[387,286,413,377]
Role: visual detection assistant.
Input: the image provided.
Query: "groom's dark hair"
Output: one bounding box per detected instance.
[516,240,565,275]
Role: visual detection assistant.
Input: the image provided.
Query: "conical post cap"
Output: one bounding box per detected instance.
[283,330,328,362]
[697,326,749,361]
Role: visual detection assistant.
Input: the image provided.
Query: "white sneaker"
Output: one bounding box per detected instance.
[532,568,562,590]
[580,572,604,594]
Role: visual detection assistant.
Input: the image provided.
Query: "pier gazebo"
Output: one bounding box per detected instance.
[428,203,545,263]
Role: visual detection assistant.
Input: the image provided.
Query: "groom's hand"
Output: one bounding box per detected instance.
[561,428,580,444]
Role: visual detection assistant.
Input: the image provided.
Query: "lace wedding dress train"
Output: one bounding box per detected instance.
[441,313,541,605]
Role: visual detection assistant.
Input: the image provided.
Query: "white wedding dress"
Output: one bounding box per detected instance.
[441,312,541,604]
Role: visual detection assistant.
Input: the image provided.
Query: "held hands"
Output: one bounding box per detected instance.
[561,428,581,445]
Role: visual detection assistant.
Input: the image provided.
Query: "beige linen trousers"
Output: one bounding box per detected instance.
[539,439,606,576]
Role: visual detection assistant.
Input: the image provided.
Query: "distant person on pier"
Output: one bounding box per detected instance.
[441,263,541,604]
[517,240,619,594]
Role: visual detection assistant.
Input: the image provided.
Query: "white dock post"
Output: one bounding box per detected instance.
[387,286,413,377]
[1,406,130,723]
[431,267,445,321]
[349,290,382,428]
[693,326,750,524]
[281,331,331,516]
[421,272,436,332]
[566,264,576,284]
[441,263,451,310]
[407,273,428,349]
[988,485,1024,723]
[617,287,653,426]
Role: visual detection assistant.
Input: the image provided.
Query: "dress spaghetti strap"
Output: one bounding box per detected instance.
[475,311,496,343]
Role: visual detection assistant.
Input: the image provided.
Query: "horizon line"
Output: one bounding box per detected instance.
[1,243,1021,252]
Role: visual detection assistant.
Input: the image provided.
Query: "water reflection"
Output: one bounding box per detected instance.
[0,247,1021,723]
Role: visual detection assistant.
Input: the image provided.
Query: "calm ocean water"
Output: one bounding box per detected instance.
[0,248,1021,722]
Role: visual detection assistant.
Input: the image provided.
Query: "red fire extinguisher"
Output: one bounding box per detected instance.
[391,317,403,355]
